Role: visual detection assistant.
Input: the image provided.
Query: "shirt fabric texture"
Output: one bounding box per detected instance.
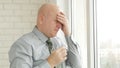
[9,26,81,68]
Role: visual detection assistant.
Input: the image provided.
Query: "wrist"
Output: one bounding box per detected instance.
[47,58,55,68]
[64,30,71,36]
[63,25,70,36]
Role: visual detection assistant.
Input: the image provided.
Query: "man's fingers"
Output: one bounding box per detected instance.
[57,13,66,19]
[55,46,67,56]
[57,46,66,50]
[57,17,64,24]
[49,46,67,65]
[60,12,65,15]
[59,46,67,57]
[63,56,67,61]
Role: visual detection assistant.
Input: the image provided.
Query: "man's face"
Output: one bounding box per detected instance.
[43,12,62,37]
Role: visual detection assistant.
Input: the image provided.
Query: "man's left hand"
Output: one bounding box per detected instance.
[57,12,70,36]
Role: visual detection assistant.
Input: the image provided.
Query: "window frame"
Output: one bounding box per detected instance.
[67,0,98,68]
[86,0,98,68]
[70,0,90,68]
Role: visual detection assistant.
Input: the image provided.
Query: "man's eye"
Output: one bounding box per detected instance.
[55,20,58,22]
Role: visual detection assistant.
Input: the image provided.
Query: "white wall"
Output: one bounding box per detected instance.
[0,0,47,68]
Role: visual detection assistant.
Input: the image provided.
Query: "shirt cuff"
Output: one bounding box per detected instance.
[65,35,71,43]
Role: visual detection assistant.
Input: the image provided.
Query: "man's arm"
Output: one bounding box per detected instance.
[57,12,81,68]
[65,36,81,68]
[57,12,70,36]
[9,40,51,68]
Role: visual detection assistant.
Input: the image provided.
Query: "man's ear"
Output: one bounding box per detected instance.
[42,15,47,24]
[39,15,44,24]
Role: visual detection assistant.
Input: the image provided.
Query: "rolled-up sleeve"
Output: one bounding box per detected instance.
[65,36,81,68]
[9,39,51,68]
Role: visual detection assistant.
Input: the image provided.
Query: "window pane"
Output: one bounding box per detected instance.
[97,0,120,68]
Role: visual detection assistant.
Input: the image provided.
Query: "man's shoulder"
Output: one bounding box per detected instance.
[13,32,39,46]
[21,32,37,40]
[9,32,35,57]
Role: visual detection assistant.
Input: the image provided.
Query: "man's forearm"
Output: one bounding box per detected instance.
[65,36,81,68]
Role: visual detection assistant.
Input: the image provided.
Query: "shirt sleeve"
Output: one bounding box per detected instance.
[8,39,51,68]
[65,36,82,68]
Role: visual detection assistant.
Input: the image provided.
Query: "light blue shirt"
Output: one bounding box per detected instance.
[9,26,81,68]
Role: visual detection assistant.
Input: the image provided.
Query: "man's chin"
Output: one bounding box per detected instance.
[49,34,57,38]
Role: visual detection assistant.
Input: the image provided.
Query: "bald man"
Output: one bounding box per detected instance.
[9,3,81,68]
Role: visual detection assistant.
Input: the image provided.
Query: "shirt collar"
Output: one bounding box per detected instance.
[32,26,48,43]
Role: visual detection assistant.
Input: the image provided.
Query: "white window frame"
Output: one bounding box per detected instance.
[70,0,89,68]
[86,0,98,68]
[70,0,98,68]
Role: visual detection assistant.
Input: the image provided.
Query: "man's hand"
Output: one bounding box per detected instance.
[57,12,70,36]
[47,46,67,68]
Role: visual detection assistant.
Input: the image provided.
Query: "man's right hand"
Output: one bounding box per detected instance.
[47,46,67,68]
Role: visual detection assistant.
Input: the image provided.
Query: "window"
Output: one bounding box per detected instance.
[96,0,120,68]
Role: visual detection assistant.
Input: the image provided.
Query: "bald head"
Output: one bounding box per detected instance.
[38,3,59,17]
[37,3,60,25]
[36,3,61,37]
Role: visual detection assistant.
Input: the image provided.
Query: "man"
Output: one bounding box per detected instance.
[9,3,81,68]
